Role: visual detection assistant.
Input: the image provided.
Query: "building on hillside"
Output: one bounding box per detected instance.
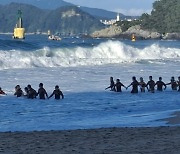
[100,13,121,25]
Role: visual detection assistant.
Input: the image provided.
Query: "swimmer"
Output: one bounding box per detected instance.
[49,85,64,100]
[37,83,48,99]
[127,76,139,93]
[146,76,155,93]
[105,76,115,91]
[155,77,166,91]
[115,79,126,92]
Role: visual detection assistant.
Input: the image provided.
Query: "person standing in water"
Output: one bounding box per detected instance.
[139,77,146,92]
[127,76,139,93]
[37,83,48,99]
[0,87,7,95]
[105,76,115,91]
[49,85,64,100]
[166,76,178,91]
[177,76,180,92]
[114,79,126,92]
[155,77,166,91]
[14,85,23,97]
[27,85,37,99]
[146,76,155,93]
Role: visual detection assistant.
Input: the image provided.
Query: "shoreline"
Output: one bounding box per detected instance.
[165,111,180,125]
[0,126,180,153]
[1,112,180,153]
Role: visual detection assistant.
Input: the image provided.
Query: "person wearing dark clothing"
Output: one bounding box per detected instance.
[139,77,146,92]
[24,87,28,97]
[0,87,6,95]
[37,83,48,99]
[27,85,37,99]
[146,76,155,93]
[14,85,23,97]
[105,76,115,91]
[177,76,180,92]
[166,76,178,91]
[155,77,166,91]
[127,76,139,93]
[49,85,64,100]
[115,79,126,92]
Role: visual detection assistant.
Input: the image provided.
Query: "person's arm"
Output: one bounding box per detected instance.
[121,83,127,89]
[48,91,54,99]
[60,91,64,99]
[45,89,48,98]
[166,82,171,85]
[163,82,167,90]
[105,86,111,90]
[126,83,132,89]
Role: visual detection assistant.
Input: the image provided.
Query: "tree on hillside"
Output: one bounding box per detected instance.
[141,0,180,33]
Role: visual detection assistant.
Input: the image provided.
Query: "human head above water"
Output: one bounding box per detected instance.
[132,76,136,81]
[171,76,175,81]
[27,84,31,89]
[149,76,152,80]
[55,85,59,89]
[39,83,43,87]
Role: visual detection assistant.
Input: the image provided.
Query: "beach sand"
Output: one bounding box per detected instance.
[0,126,180,154]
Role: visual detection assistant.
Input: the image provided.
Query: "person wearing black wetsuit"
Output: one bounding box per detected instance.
[115,79,126,92]
[166,76,178,91]
[139,77,146,92]
[105,76,115,91]
[49,85,64,100]
[127,76,139,93]
[177,76,180,92]
[37,83,48,99]
[27,84,37,99]
[155,77,166,91]
[14,85,23,97]
[0,87,6,95]
[146,76,155,93]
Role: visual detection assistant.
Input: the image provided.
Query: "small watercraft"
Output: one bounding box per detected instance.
[48,35,61,41]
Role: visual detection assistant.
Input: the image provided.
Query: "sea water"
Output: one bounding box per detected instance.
[0,34,179,132]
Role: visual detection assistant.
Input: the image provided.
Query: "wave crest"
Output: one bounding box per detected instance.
[0,40,180,69]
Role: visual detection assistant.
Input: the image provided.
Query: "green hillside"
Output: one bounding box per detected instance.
[0,3,105,34]
[141,0,180,33]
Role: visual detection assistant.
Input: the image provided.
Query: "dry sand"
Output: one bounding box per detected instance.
[0,126,180,154]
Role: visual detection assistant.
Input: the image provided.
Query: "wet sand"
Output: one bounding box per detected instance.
[0,126,180,154]
[165,111,180,125]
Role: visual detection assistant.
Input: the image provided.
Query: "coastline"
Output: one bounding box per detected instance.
[0,126,180,153]
[165,111,180,125]
[0,111,180,153]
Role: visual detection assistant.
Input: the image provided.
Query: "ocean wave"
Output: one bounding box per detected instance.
[0,40,180,69]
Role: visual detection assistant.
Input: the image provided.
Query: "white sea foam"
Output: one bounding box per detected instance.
[0,40,180,69]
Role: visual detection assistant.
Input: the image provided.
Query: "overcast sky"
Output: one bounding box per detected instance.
[64,0,156,16]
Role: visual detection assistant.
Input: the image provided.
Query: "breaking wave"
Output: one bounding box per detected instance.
[0,40,180,69]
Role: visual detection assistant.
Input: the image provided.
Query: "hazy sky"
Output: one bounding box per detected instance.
[64,0,156,16]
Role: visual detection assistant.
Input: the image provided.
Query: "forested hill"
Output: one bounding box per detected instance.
[0,3,105,34]
[141,0,180,33]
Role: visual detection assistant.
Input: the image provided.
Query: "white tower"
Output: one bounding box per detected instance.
[116,13,120,22]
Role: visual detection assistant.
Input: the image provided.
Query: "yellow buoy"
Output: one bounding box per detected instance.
[13,10,25,39]
[131,34,136,42]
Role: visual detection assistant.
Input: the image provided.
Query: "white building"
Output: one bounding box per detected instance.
[100,13,120,25]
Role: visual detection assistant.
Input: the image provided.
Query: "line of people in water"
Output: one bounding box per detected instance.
[0,83,64,100]
[105,76,180,93]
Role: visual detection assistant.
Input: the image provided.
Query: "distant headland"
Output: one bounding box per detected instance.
[0,0,179,40]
